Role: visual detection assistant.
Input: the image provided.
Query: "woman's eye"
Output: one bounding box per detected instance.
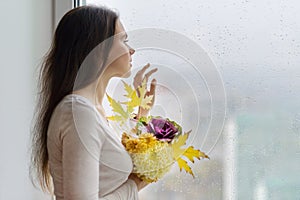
[124,39,129,43]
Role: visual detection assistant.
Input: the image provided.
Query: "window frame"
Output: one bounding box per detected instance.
[53,0,85,30]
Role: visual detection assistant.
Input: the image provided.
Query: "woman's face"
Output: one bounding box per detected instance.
[105,19,135,78]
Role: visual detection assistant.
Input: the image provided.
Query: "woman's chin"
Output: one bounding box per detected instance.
[116,68,131,78]
[123,70,131,78]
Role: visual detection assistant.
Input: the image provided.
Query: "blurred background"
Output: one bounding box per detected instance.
[0,0,299,199]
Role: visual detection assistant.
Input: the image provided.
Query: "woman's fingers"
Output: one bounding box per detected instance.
[149,79,157,95]
[143,68,158,83]
[133,63,158,90]
[138,63,151,75]
[133,63,158,102]
[133,63,150,88]
[148,78,157,105]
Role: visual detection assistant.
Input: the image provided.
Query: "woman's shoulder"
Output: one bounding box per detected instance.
[56,94,95,112]
[54,94,108,126]
[53,94,101,122]
[49,94,107,136]
[48,94,109,147]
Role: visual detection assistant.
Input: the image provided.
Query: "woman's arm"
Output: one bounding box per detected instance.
[61,101,138,200]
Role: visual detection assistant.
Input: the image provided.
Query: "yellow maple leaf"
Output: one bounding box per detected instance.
[182,146,209,163]
[121,79,153,110]
[177,157,194,177]
[140,94,153,109]
[172,130,209,177]
[171,130,191,159]
[106,115,123,121]
[136,79,153,109]
[121,81,140,107]
[106,93,129,123]
[106,80,154,125]
[122,80,135,98]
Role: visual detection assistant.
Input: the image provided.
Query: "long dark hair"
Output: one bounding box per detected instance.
[29,5,119,193]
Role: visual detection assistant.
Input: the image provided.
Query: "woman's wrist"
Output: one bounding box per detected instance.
[127,178,139,191]
[128,173,146,191]
[136,107,149,119]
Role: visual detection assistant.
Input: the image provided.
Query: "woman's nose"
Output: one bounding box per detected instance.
[129,47,135,55]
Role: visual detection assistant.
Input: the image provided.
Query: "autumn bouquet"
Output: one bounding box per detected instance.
[106,80,209,183]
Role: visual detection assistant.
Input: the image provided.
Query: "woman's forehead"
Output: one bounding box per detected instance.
[115,20,125,34]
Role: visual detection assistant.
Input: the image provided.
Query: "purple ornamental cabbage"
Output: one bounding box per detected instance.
[146,118,179,142]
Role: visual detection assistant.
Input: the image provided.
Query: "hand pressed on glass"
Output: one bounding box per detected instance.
[133,63,158,119]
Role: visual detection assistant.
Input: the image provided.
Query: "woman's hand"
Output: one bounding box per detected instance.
[128,173,149,191]
[133,63,158,119]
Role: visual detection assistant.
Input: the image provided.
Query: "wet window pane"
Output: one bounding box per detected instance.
[86,0,300,199]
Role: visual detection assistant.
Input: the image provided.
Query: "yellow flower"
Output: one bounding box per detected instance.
[121,132,174,182]
[122,133,158,153]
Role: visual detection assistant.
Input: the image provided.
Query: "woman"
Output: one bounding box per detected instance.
[30,5,158,200]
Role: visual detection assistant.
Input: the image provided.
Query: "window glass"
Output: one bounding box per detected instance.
[85,1,300,199]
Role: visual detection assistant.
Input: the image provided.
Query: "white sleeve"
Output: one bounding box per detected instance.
[61,102,139,200]
[100,179,138,200]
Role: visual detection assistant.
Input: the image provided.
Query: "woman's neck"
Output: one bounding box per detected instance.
[72,75,111,118]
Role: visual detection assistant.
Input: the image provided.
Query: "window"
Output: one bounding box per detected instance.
[75,0,299,199]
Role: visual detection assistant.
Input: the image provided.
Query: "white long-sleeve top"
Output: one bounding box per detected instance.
[47,94,138,200]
